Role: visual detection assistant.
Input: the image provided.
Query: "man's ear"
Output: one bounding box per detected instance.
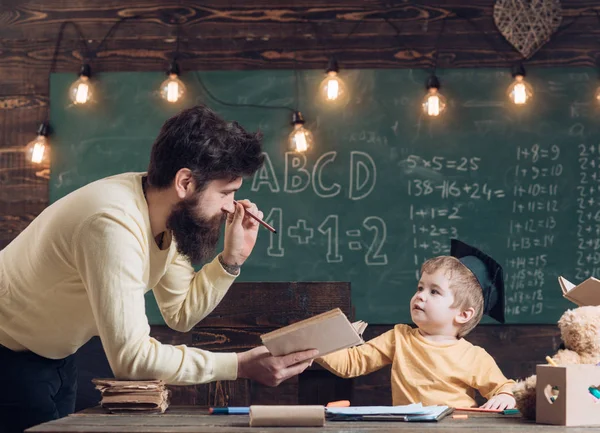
[455,307,475,325]
[173,168,194,200]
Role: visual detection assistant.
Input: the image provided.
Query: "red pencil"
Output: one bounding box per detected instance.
[233,200,277,233]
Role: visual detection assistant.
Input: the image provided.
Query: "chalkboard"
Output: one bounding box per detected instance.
[49,68,600,325]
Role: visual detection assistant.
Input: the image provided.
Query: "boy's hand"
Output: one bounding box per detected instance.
[480,393,516,410]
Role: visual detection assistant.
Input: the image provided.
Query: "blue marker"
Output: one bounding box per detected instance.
[209,407,250,415]
[589,387,600,399]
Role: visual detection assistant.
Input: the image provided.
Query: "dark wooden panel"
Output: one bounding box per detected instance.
[3,0,599,40]
[1,1,599,89]
[299,368,352,405]
[2,33,599,84]
[191,282,352,328]
[191,327,263,352]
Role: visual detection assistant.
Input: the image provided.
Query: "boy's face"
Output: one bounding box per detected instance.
[410,268,462,335]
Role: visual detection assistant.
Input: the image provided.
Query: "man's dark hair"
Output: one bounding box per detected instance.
[147,105,264,190]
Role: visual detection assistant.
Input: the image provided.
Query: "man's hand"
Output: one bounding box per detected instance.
[480,393,516,410]
[236,346,318,387]
[222,200,263,266]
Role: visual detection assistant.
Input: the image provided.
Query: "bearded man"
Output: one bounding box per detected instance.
[0,105,317,432]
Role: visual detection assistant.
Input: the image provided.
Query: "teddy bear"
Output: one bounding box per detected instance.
[513,305,600,420]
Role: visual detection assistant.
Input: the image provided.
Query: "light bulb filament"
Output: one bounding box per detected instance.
[31,141,45,164]
[294,130,308,152]
[327,79,340,100]
[512,83,527,104]
[75,82,89,104]
[426,95,441,116]
[167,80,179,102]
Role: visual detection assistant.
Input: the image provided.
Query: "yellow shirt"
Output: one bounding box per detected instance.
[317,324,515,407]
[0,172,238,385]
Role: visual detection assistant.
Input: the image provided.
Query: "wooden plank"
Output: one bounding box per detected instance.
[194,282,352,328]
[3,0,600,41]
[3,33,600,79]
[298,368,352,405]
[1,1,600,82]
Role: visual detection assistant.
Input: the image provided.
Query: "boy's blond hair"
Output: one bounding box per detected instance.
[421,256,484,338]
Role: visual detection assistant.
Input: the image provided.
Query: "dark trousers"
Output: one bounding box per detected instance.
[0,345,77,433]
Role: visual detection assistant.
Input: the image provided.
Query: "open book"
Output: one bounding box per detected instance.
[261,308,367,357]
[558,276,600,306]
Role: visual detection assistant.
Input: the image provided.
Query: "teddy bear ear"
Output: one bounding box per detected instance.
[558,308,575,327]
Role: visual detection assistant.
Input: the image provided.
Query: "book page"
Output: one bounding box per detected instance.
[352,320,368,336]
[558,276,575,294]
[566,277,600,306]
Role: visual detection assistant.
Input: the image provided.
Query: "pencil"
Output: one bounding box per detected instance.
[233,200,277,233]
[545,356,558,366]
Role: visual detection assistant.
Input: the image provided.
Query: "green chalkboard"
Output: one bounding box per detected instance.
[49,68,600,325]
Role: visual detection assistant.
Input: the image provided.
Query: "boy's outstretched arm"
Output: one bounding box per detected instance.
[316,329,395,378]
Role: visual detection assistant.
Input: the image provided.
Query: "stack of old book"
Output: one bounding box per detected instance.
[92,379,170,414]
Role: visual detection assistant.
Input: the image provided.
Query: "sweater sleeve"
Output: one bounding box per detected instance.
[471,348,516,399]
[316,329,395,378]
[73,212,237,385]
[153,253,237,333]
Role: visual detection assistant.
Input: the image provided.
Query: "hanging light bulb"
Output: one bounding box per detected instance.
[422,75,447,117]
[160,61,186,103]
[69,64,93,105]
[507,63,533,105]
[25,122,50,164]
[288,111,314,153]
[317,57,349,108]
[595,86,600,103]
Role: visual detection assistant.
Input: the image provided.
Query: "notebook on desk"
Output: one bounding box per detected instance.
[326,404,454,422]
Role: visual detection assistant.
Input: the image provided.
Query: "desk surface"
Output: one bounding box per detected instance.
[26,406,596,432]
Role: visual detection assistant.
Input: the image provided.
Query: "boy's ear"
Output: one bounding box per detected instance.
[455,307,475,325]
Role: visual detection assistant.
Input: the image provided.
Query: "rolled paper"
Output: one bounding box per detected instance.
[249,405,325,427]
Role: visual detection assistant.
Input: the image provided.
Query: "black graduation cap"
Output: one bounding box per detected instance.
[450,239,505,324]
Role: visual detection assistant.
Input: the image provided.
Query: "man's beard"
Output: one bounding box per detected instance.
[166,194,226,265]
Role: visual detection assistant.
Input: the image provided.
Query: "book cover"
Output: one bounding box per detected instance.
[558,276,600,306]
[260,308,367,357]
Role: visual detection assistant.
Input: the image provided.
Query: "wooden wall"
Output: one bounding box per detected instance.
[0,0,589,409]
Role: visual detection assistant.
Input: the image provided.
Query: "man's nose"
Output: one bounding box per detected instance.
[222,202,235,214]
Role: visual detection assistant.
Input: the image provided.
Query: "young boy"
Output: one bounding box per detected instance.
[317,239,516,410]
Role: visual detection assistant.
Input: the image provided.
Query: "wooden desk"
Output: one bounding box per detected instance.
[26,406,593,432]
